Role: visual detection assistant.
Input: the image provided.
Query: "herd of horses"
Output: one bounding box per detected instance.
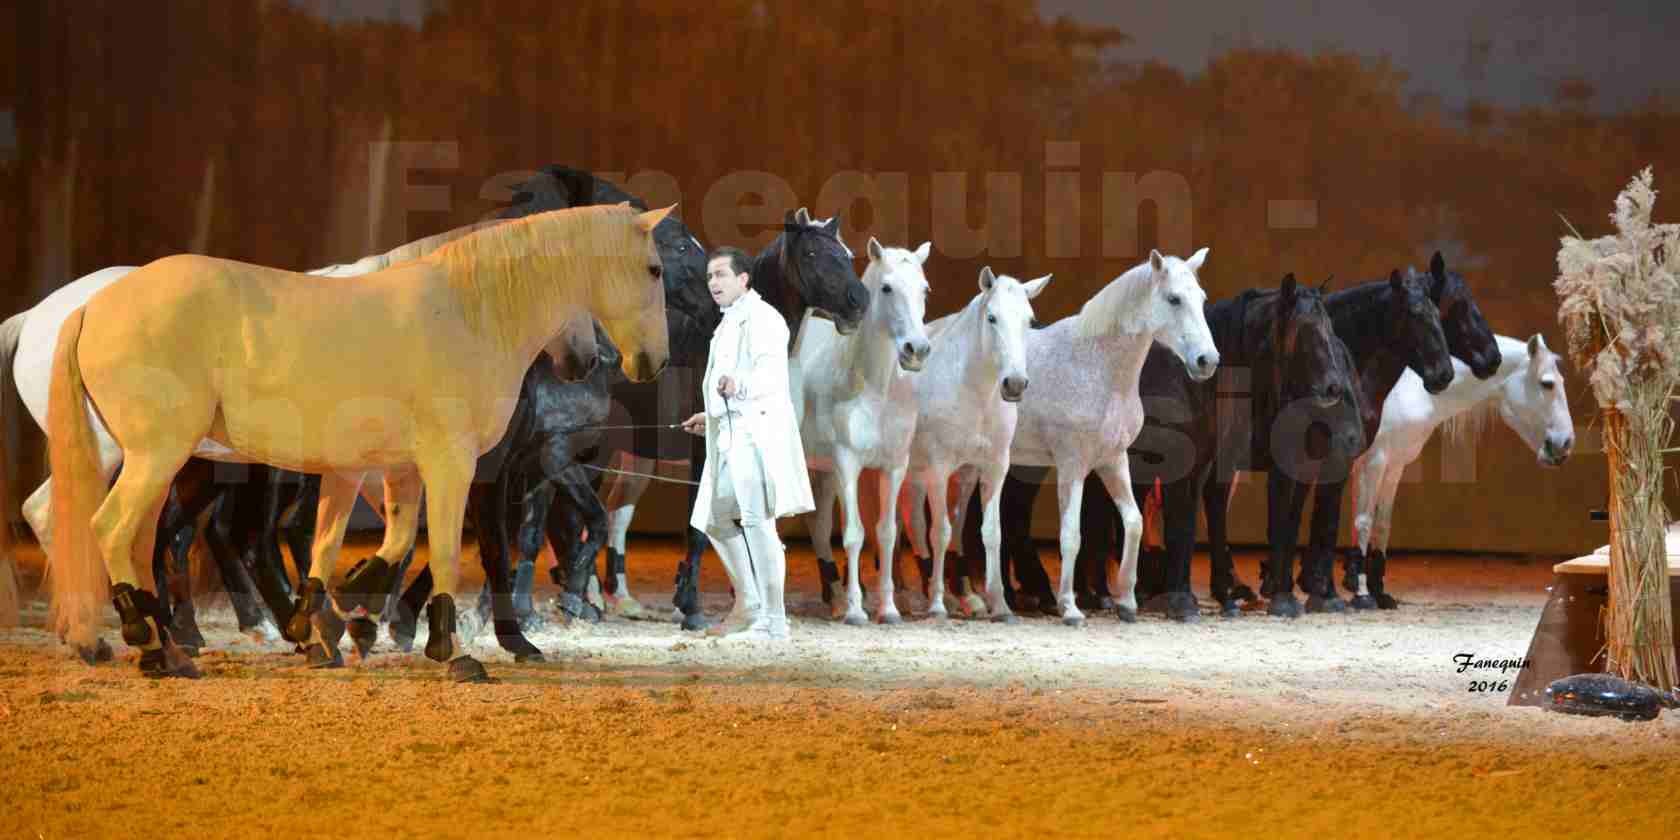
[0,166,1576,682]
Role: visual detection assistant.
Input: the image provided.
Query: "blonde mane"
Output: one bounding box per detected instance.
[425,204,644,346]
[1073,261,1153,339]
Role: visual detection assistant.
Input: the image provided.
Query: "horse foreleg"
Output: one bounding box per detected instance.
[333,468,419,660]
[1262,469,1310,619]
[467,477,542,662]
[807,470,843,619]
[417,449,491,683]
[836,455,869,627]
[1053,468,1089,626]
[1367,462,1407,610]
[977,463,1016,623]
[953,466,990,617]
[551,464,609,627]
[1095,454,1143,623]
[920,470,952,620]
[873,464,908,624]
[1303,480,1348,613]
[601,502,647,616]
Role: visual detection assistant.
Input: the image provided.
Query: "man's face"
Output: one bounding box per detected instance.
[707,256,750,308]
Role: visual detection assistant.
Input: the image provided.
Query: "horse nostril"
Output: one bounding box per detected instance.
[848,287,868,309]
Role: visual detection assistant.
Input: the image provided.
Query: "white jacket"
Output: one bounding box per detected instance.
[689,289,815,530]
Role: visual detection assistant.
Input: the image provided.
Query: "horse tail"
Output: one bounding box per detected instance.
[45,305,107,648]
[0,311,25,626]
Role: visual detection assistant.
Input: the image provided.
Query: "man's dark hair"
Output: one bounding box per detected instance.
[709,246,752,277]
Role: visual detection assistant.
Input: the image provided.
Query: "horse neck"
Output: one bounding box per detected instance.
[1084,325,1157,401]
[751,237,803,335]
[430,224,593,368]
[1205,293,1259,365]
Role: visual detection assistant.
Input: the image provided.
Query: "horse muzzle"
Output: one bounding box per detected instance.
[898,339,931,372]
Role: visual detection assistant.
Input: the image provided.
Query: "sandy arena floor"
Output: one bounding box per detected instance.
[2,537,1677,838]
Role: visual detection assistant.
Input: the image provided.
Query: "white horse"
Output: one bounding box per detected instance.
[1007,249,1220,625]
[902,267,1048,622]
[796,238,932,625]
[1346,333,1574,607]
[0,223,511,644]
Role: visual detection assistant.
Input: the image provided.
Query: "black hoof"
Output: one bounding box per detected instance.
[283,578,327,644]
[333,556,404,618]
[389,617,417,653]
[1165,592,1201,623]
[347,618,378,660]
[1374,592,1399,610]
[494,619,544,662]
[558,592,603,623]
[680,612,711,633]
[424,595,458,663]
[1219,601,1241,618]
[305,643,344,669]
[1267,595,1302,619]
[1350,594,1377,610]
[449,656,496,684]
[139,645,201,679]
[1229,583,1259,604]
[170,606,207,653]
[1114,605,1139,623]
[1305,594,1347,614]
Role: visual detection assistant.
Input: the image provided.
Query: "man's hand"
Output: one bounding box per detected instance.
[681,412,706,436]
[717,375,738,399]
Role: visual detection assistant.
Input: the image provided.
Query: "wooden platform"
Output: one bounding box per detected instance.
[1508,548,1680,707]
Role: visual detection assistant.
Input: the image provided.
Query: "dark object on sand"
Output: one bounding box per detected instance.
[1543,673,1678,722]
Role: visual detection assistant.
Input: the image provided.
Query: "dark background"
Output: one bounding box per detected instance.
[4,0,1678,554]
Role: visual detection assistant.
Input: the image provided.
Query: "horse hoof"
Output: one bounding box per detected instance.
[928,605,949,621]
[992,612,1020,625]
[75,639,113,666]
[305,643,344,669]
[1114,605,1139,624]
[1375,592,1399,610]
[960,594,988,618]
[1061,612,1086,627]
[449,656,496,684]
[1267,597,1302,619]
[347,618,378,660]
[879,612,904,626]
[680,612,711,633]
[1305,594,1347,614]
[557,593,603,624]
[1165,593,1200,623]
[500,636,544,663]
[842,612,868,627]
[515,650,545,664]
[140,645,201,679]
[607,595,649,620]
[1219,602,1241,618]
[389,623,416,653]
[1230,584,1259,604]
[1350,595,1377,610]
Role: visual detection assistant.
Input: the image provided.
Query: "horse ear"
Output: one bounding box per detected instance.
[1185,247,1209,273]
[1388,269,1405,291]
[822,214,841,233]
[635,204,675,233]
[1280,273,1298,300]
[793,207,812,226]
[1319,274,1333,294]
[1149,249,1166,275]
[978,266,996,292]
[914,241,932,264]
[867,236,885,263]
[1528,333,1546,358]
[1430,250,1446,278]
[1024,274,1052,299]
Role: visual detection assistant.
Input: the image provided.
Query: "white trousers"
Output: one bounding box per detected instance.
[704,445,787,621]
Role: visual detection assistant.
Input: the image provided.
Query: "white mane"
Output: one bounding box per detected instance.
[1073,260,1155,339]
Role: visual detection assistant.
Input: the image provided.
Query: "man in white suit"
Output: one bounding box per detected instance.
[682,247,815,640]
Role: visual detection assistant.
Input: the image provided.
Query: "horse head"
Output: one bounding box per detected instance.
[1148,247,1220,382]
[976,266,1050,402]
[782,207,868,334]
[1385,269,1454,394]
[1419,251,1500,380]
[861,237,933,372]
[1500,334,1574,467]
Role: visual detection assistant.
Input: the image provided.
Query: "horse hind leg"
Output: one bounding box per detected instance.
[95,452,200,678]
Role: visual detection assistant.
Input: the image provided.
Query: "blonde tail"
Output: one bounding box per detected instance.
[45,306,108,649]
[0,311,23,625]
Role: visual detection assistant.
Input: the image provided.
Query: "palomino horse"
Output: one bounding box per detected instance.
[1345,333,1573,607]
[796,238,932,625]
[46,204,671,681]
[0,221,595,657]
[1008,249,1220,625]
[902,267,1047,622]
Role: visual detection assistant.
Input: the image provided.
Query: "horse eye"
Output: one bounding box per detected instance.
[649,265,663,279]
[1167,294,1182,306]
[987,314,998,324]
[1540,379,1555,390]
[882,285,893,295]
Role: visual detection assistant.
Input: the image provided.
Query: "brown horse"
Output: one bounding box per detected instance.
[46,204,671,681]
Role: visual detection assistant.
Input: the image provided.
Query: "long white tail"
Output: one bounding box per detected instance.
[0,310,25,625]
[45,306,108,648]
